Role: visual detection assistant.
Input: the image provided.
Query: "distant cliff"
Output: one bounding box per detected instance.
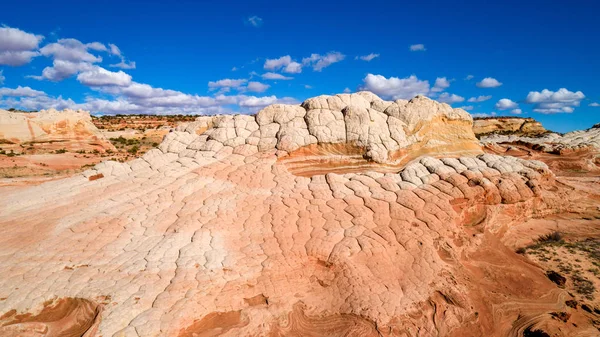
[473,116,547,138]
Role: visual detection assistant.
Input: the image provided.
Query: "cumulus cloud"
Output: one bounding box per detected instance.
[590,102,600,107]
[245,16,263,27]
[437,92,465,104]
[511,108,522,114]
[467,95,492,102]
[284,61,302,73]
[264,55,302,73]
[343,87,352,93]
[40,38,103,63]
[261,72,293,80]
[0,26,44,66]
[0,70,4,85]
[304,85,312,89]
[302,52,345,71]
[465,75,474,80]
[264,55,291,70]
[360,74,429,100]
[76,67,132,87]
[29,60,94,82]
[246,81,270,93]
[355,53,379,61]
[525,88,585,114]
[409,44,426,51]
[208,78,248,91]
[476,77,502,88]
[0,86,46,97]
[458,105,474,111]
[431,77,450,93]
[495,98,518,110]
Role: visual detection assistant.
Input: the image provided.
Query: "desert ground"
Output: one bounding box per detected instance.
[1,93,600,336]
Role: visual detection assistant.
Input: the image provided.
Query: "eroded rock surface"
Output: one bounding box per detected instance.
[481,124,600,153]
[0,108,115,152]
[473,117,547,137]
[1,92,600,336]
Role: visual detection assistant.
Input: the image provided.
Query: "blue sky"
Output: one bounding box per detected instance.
[0,0,598,132]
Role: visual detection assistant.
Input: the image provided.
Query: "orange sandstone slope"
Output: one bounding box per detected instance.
[0,92,599,337]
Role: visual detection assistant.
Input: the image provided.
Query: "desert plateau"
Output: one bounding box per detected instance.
[1,2,599,336]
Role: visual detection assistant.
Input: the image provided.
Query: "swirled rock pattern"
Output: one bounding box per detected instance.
[1,92,599,336]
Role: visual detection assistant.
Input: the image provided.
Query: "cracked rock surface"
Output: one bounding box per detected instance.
[1,92,599,336]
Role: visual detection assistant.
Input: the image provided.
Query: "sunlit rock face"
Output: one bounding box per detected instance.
[473,117,547,137]
[1,92,599,337]
[0,108,115,152]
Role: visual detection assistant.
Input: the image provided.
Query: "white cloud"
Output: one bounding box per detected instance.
[525,88,585,114]
[360,74,429,100]
[465,75,474,80]
[108,43,121,56]
[431,77,450,93]
[0,70,4,85]
[0,26,44,52]
[264,55,291,70]
[40,38,103,63]
[231,66,238,71]
[246,81,270,93]
[208,78,248,90]
[284,61,302,73]
[437,92,465,104]
[458,105,474,111]
[476,77,502,88]
[86,42,107,51]
[409,44,426,51]
[343,87,352,93]
[590,102,600,107]
[470,112,497,118]
[109,60,136,69]
[261,72,293,80]
[495,98,518,110]
[264,56,302,73]
[77,67,132,87]
[0,26,43,66]
[29,60,94,82]
[467,95,492,102]
[0,51,40,66]
[511,108,522,114]
[302,51,345,71]
[0,86,46,97]
[304,84,312,89]
[238,95,297,108]
[246,16,263,27]
[355,53,379,61]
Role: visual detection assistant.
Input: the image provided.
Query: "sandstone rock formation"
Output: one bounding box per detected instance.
[1,92,599,336]
[481,124,600,153]
[473,117,547,137]
[0,108,115,152]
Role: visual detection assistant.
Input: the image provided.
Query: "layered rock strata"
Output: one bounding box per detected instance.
[0,108,115,152]
[473,117,547,137]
